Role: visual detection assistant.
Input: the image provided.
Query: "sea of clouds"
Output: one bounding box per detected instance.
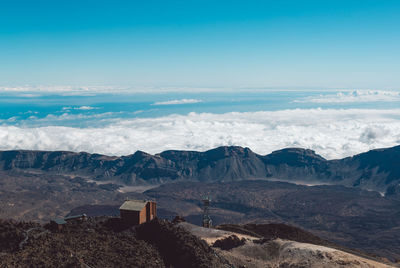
[0,85,253,95]
[294,90,400,103]
[0,108,399,159]
[152,99,202,105]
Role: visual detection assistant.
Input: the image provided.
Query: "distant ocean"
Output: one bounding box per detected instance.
[1,89,399,159]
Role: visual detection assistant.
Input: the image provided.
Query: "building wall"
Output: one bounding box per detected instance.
[139,206,146,224]
[49,221,64,231]
[120,201,157,225]
[146,201,157,221]
[120,210,141,225]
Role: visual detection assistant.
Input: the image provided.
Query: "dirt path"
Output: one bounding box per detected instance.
[18,227,49,250]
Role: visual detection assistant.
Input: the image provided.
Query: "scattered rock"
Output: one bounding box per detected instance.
[172,215,186,224]
[212,235,246,250]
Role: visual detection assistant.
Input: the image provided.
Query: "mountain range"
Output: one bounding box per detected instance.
[1,145,399,194]
[1,145,400,261]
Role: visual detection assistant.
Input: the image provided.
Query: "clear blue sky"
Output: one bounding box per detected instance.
[1,0,400,88]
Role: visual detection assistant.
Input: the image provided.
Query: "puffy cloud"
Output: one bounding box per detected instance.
[152,99,202,105]
[0,109,399,159]
[18,93,40,98]
[294,90,400,103]
[62,106,99,111]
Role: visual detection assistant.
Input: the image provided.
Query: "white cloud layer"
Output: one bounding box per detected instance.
[0,85,355,95]
[294,90,400,103]
[62,106,99,111]
[152,99,202,105]
[0,109,399,159]
[0,86,119,96]
[0,85,244,95]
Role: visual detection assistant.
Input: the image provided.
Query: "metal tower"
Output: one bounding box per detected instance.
[202,196,212,228]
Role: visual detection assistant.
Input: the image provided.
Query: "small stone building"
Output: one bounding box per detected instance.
[119,200,157,225]
[49,218,67,231]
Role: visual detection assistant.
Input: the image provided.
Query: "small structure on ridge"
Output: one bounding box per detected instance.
[49,218,67,231]
[64,214,87,223]
[49,214,87,231]
[119,200,157,225]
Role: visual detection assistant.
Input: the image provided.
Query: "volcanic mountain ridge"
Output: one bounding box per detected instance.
[0,145,399,193]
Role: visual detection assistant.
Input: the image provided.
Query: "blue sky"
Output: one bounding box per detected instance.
[1,0,400,88]
[1,1,400,157]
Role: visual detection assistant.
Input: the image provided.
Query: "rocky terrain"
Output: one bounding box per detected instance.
[0,145,400,193]
[144,180,400,261]
[0,217,395,268]
[179,222,396,267]
[215,238,393,268]
[1,175,400,261]
[0,171,145,222]
[0,218,226,268]
[1,145,400,262]
[62,180,400,261]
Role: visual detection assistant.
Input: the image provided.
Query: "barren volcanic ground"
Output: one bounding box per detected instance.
[2,170,399,261]
[144,180,400,261]
[1,146,400,261]
[0,217,396,268]
[0,171,145,222]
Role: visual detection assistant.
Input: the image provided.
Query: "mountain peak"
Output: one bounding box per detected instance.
[265,147,326,166]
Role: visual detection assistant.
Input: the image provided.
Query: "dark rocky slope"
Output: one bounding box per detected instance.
[0,218,227,268]
[0,145,400,193]
[2,217,391,268]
